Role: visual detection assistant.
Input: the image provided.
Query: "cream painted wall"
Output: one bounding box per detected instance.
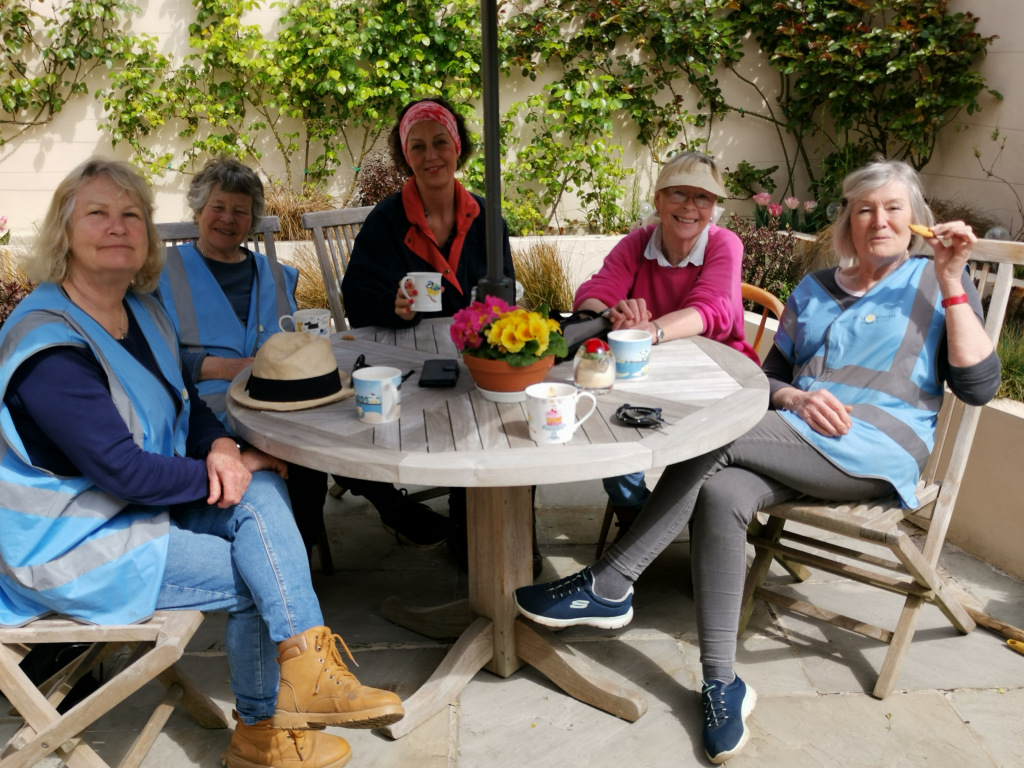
[0,0,1020,239]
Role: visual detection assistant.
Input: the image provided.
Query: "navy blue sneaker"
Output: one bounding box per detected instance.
[701,676,756,764]
[513,568,633,629]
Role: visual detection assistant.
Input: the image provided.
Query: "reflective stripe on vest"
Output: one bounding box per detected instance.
[158,243,297,420]
[773,258,947,507]
[0,286,186,624]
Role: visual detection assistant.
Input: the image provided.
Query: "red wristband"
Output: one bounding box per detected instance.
[941,293,969,309]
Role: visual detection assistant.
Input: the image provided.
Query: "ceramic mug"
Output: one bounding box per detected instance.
[399,271,443,312]
[607,328,653,380]
[524,382,598,445]
[279,308,331,337]
[352,366,402,424]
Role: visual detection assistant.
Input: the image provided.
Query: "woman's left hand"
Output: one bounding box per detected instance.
[206,437,252,508]
[608,298,653,330]
[926,220,976,292]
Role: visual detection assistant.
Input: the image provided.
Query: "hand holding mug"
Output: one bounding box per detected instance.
[398,272,443,314]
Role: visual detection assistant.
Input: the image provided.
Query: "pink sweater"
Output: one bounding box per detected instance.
[574,223,758,362]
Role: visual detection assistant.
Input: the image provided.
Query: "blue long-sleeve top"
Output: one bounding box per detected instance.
[3,305,229,506]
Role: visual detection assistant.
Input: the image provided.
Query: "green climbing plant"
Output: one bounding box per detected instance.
[727,0,1001,203]
[1,0,155,146]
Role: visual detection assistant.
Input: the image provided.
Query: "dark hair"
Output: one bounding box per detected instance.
[388,97,474,177]
[186,157,265,234]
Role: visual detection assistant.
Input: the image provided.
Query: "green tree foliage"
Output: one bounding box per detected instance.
[1,0,1001,231]
[729,0,1001,203]
[98,0,485,196]
[0,0,154,145]
[499,0,745,232]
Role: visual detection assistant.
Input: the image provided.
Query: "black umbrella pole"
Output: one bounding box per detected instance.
[475,0,514,306]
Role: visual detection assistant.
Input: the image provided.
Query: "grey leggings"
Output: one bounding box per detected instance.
[604,411,894,674]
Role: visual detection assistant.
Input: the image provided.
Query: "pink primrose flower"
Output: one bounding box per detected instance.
[767,203,783,217]
[752,192,772,207]
[784,196,799,210]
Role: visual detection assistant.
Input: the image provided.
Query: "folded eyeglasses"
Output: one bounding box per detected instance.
[615,404,668,429]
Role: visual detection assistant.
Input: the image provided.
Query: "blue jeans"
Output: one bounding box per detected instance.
[603,472,651,510]
[156,472,324,724]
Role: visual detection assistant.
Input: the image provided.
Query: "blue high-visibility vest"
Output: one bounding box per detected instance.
[773,257,949,507]
[157,243,297,422]
[0,285,188,625]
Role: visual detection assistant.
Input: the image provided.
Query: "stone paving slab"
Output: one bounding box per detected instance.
[3,481,1023,768]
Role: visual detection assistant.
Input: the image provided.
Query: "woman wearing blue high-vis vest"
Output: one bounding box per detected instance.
[155,157,330,558]
[0,159,403,768]
[514,158,1002,764]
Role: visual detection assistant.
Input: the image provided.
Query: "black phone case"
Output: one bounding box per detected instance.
[419,358,460,387]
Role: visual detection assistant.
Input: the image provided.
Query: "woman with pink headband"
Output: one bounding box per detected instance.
[341,97,514,327]
[339,98,520,570]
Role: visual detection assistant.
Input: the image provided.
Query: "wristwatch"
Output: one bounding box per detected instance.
[651,320,665,345]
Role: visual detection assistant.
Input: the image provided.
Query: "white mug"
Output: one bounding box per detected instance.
[279,308,332,337]
[399,272,443,312]
[607,328,653,379]
[352,366,402,424]
[525,382,598,445]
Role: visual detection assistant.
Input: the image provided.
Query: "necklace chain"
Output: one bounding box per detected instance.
[65,281,127,339]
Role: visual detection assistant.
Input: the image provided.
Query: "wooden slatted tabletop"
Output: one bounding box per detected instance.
[226,317,769,738]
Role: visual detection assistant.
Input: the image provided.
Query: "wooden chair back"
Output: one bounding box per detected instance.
[300,206,375,332]
[0,610,227,768]
[155,216,282,263]
[740,238,1024,699]
[741,282,785,362]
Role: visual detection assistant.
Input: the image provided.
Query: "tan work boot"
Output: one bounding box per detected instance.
[274,626,405,729]
[222,710,351,768]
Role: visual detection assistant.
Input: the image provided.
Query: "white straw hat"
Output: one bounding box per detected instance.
[229,332,353,411]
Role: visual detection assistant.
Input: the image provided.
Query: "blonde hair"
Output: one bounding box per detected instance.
[27,158,164,293]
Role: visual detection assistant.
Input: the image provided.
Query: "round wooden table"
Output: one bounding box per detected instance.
[227,318,768,737]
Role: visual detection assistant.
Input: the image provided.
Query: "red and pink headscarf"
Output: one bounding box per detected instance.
[398,101,461,166]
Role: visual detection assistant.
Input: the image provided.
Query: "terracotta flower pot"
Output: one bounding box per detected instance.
[461,354,554,401]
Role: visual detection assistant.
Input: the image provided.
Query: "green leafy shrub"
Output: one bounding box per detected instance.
[726,213,804,305]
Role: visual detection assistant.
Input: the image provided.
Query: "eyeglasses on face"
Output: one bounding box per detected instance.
[662,188,716,209]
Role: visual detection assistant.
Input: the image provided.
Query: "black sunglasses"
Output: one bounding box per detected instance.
[615,404,668,429]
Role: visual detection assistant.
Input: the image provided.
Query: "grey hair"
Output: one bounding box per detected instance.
[27,157,164,293]
[832,158,933,265]
[186,157,265,234]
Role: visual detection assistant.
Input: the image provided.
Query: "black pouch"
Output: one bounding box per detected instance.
[558,309,613,362]
[419,358,460,387]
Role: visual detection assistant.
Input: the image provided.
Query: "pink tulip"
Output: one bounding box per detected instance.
[784,196,799,210]
[767,203,783,217]
[752,192,772,207]
[803,200,818,212]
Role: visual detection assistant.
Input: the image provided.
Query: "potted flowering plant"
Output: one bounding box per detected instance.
[450,296,568,398]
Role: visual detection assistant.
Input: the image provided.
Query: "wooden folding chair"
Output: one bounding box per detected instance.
[299,206,375,333]
[155,216,283,263]
[740,281,785,361]
[740,238,1024,698]
[594,283,790,559]
[0,610,227,768]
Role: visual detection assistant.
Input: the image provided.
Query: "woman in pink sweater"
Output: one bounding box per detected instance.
[575,151,757,522]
